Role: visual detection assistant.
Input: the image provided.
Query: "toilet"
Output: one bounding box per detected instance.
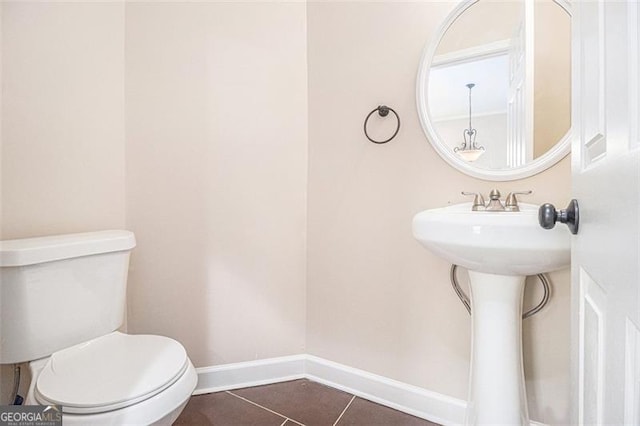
[0,230,197,425]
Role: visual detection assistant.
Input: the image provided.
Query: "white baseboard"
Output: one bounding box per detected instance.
[194,354,546,426]
[304,355,465,425]
[194,354,307,394]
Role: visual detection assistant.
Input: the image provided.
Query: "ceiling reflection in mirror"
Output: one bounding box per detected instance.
[425,0,571,171]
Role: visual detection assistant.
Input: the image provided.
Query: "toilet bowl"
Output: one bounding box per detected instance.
[0,230,197,425]
[25,332,197,425]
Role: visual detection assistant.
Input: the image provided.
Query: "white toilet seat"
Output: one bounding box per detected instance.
[26,332,197,425]
[35,332,189,414]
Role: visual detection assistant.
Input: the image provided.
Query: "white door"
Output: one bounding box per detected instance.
[507,0,534,168]
[571,1,640,424]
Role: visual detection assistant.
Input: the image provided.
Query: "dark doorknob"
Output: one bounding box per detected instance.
[538,199,579,235]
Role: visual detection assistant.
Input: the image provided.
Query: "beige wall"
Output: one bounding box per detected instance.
[124,2,308,367]
[306,2,570,424]
[0,1,126,239]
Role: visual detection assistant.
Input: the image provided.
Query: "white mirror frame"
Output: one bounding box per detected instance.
[416,0,572,181]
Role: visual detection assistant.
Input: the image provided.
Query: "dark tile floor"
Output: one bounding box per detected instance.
[175,379,440,426]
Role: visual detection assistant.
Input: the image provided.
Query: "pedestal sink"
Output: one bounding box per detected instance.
[412,202,570,425]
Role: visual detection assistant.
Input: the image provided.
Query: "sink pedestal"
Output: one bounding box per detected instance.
[465,271,529,425]
[412,202,571,425]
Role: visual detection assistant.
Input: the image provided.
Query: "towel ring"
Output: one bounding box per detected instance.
[363,105,400,144]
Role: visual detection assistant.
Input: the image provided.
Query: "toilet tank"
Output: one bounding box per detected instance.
[0,230,136,364]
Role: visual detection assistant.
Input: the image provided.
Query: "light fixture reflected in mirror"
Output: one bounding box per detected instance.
[454,83,485,162]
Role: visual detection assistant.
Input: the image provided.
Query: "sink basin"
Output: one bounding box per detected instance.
[412,201,572,425]
[412,202,571,275]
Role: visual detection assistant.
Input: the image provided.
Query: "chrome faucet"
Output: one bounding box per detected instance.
[485,189,505,211]
[463,189,532,211]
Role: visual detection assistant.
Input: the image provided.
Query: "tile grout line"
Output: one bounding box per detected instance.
[279,420,288,426]
[225,391,306,426]
[332,395,356,426]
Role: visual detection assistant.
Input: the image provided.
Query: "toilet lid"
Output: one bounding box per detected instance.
[35,332,189,414]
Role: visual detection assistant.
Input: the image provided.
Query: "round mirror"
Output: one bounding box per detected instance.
[417,0,571,181]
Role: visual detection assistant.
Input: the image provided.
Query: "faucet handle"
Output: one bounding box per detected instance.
[505,190,533,211]
[462,191,486,211]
